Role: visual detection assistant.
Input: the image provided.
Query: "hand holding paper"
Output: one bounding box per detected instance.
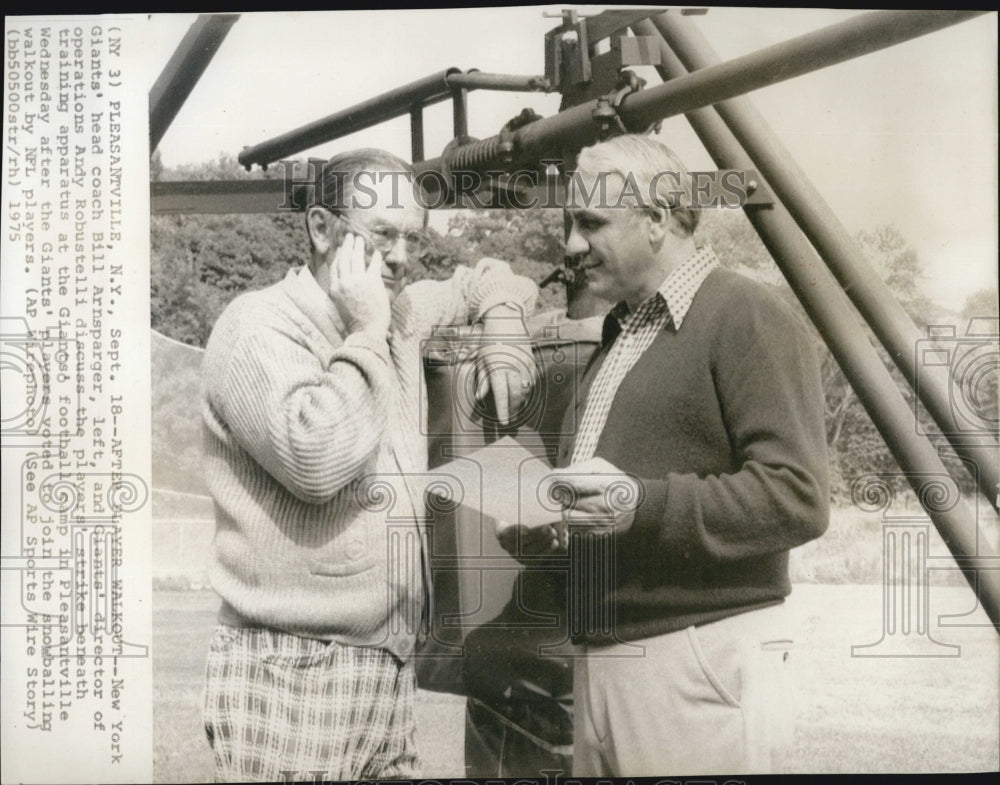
[495,520,561,562]
[425,436,568,562]
[545,457,643,541]
[425,441,642,560]
[426,436,559,528]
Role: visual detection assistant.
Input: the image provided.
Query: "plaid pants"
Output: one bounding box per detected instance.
[203,625,418,782]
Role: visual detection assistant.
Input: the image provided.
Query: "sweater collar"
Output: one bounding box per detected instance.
[282,266,348,347]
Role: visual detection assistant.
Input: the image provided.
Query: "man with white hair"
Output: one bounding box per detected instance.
[538,134,830,775]
[200,148,538,781]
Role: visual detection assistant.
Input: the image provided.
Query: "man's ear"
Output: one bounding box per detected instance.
[667,209,690,239]
[646,205,670,245]
[647,205,688,243]
[307,207,333,255]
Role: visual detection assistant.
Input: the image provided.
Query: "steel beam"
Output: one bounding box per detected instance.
[650,10,999,510]
[150,168,771,215]
[149,14,240,153]
[414,10,984,179]
[151,180,288,214]
[633,19,999,628]
[237,68,462,169]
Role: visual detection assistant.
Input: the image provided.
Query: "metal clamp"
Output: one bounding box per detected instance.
[499,108,543,164]
[592,69,646,140]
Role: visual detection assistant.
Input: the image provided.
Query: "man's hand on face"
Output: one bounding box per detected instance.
[475,301,537,426]
[327,232,392,337]
[544,457,642,545]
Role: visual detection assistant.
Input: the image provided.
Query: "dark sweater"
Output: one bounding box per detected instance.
[556,267,830,643]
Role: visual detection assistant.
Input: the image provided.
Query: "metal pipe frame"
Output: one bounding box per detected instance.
[633,18,999,628]
[414,10,984,179]
[444,71,552,92]
[651,10,999,510]
[151,179,287,214]
[149,167,772,215]
[452,89,468,140]
[410,106,425,163]
[149,14,240,153]
[237,68,462,169]
[236,69,551,171]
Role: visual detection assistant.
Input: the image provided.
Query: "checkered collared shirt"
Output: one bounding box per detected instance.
[569,246,719,464]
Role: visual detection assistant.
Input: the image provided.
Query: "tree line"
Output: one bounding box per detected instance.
[151,154,995,502]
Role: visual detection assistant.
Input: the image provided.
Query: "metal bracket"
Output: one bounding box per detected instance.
[499,108,544,164]
[544,10,591,92]
[592,69,645,140]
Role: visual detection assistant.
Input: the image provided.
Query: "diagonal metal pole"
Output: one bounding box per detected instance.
[649,9,999,511]
[149,14,240,153]
[632,19,999,628]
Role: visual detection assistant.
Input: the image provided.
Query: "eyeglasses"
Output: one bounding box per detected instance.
[329,210,430,260]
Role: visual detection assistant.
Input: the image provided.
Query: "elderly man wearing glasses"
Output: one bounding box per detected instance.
[200,148,538,782]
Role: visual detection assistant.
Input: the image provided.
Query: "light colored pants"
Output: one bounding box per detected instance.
[572,604,796,776]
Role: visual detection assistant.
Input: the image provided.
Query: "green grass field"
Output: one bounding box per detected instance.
[153,583,998,781]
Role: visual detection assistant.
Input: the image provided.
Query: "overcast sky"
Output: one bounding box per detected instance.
[145,8,998,314]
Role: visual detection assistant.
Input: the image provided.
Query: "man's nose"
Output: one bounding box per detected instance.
[384,236,409,270]
[565,224,589,258]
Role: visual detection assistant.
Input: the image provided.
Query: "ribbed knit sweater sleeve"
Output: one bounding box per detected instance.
[631,285,830,562]
[205,298,392,506]
[391,257,538,338]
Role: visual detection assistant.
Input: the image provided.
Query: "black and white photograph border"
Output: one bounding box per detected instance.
[146,8,999,781]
